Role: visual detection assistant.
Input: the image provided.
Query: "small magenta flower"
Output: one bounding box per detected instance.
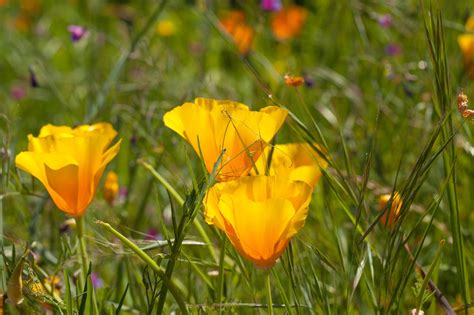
[10,86,26,100]
[67,25,87,42]
[378,14,393,28]
[145,228,162,241]
[261,0,282,12]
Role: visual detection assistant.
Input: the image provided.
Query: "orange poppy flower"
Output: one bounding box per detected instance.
[378,192,403,227]
[271,5,307,41]
[220,10,254,54]
[163,98,288,182]
[15,123,122,217]
[458,16,474,79]
[204,176,313,268]
[253,143,327,188]
[103,171,119,205]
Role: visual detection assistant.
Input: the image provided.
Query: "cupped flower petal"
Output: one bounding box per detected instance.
[253,143,327,188]
[164,98,287,182]
[204,176,312,268]
[15,123,121,216]
[378,192,403,227]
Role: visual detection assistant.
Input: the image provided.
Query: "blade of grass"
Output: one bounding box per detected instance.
[96,220,188,314]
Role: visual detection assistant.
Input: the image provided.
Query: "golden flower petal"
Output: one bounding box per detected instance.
[378,192,403,227]
[204,176,312,267]
[253,143,327,188]
[16,152,80,215]
[15,123,121,216]
[164,98,287,181]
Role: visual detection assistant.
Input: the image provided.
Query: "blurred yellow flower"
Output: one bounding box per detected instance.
[15,123,122,217]
[458,16,474,79]
[163,98,287,182]
[253,143,327,188]
[156,20,176,37]
[43,275,61,300]
[204,176,312,267]
[220,10,254,54]
[103,171,119,205]
[271,5,307,41]
[378,192,403,227]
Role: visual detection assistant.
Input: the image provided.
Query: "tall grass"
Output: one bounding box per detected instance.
[1,0,473,314]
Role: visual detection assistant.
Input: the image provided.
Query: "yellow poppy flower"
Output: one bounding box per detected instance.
[253,143,327,188]
[163,98,288,182]
[378,192,403,227]
[156,19,176,37]
[458,16,474,79]
[204,176,313,268]
[15,123,122,217]
[271,5,307,41]
[103,171,119,205]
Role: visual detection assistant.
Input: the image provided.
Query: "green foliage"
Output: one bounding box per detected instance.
[1,0,474,314]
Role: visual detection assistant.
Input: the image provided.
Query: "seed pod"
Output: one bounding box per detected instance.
[7,256,26,305]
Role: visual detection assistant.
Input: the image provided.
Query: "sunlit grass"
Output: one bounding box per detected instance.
[1,0,474,314]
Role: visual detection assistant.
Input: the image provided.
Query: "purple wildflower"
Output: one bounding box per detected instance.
[303,74,315,88]
[261,0,282,12]
[67,25,87,42]
[119,187,128,198]
[91,272,104,289]
[378,14,393,28]
[385,43,402,56]
[29,67,39,88]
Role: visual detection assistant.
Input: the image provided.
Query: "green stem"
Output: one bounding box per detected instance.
[217,237,227,312]
[265,271,274,315]
[139,160,218,262]
[76,216,89,280]
[76,216,99,314]
[96,220,188,314]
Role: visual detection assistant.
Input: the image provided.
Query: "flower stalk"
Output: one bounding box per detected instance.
[76,216,89,280]
[265,271,274,315]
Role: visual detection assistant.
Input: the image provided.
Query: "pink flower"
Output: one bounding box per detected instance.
[10,86,26,100]
[378,14,393,28]
[67,25,87,42]
[261,0,282,12]
[145,228,162,241]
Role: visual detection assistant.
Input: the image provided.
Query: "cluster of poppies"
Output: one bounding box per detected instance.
[15,98,326,269]
[163,98,326,267]
[220,5,308,55]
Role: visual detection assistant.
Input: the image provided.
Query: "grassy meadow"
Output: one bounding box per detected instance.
[1,0,474,314]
